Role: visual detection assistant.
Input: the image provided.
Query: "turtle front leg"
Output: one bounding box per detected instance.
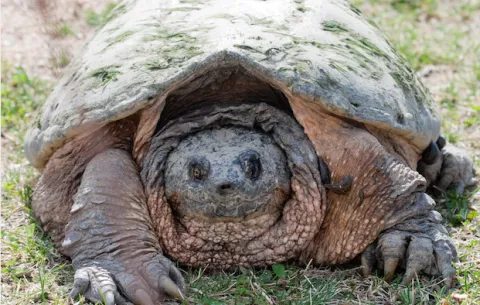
[63,149,185,305]
[290,102,457,287]
[370,140,474,286]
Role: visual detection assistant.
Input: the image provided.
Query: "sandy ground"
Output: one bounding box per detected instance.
[1,0,109,80]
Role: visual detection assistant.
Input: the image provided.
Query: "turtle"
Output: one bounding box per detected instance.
[25,0,477,304]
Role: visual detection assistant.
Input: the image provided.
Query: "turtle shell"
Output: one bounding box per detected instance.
[25,0,440,169]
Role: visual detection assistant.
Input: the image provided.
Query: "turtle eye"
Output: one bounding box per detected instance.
[193,168,202,180]
[190,157,209,181]
[239,150,261,180]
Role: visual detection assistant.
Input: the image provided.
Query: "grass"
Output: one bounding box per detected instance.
[441,189,479,226]
[184,266,348,304]
[1,0,480,304]
[49,49,71,70]
[1,64,73,304]
[1,63,50,144]
[49,23,75,38]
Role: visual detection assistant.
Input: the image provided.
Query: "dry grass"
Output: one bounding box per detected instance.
[1,0,479,304]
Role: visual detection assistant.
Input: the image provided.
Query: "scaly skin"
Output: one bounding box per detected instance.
[289,98,458,285]
[64,149,185,304]
[142,103,326,267]
[32,120,136,245]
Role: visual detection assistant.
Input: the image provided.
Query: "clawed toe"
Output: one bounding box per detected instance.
[361,225,456,288]
[377,232,407,282]
[69,266,131,305]
[134,256,186,303]
[69,254,186,305]
[403,237,434,285]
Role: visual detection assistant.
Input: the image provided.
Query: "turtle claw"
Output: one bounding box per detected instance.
[159,276,186,302]
[419,144,477,196]
[402,237,434,286]
[361,243,376,277]
[361,209,456,288]
[384,257,400,283]
[421,141,441,165]
[69,266,131,305]
[434,240,456,289]
[69,254,186,305]
[376,232,407,282]
[401,237,455,289]
[124,254,186,305]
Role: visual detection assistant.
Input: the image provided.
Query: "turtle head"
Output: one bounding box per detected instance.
[146,103,324,266]
[164,127,291,219]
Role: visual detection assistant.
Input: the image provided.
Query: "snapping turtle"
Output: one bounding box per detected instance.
[25,0,476,303]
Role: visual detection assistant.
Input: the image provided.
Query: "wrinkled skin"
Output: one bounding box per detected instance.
[64,149,185,305]
[142,104,325,267]
[32,103,475,304]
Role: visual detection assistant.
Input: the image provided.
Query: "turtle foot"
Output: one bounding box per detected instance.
[361,209,457,288]
[435,145,476,195]
[419,144,476,196]
[69,254,186,305]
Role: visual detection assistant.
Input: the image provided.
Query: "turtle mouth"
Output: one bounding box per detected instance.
[170,190,288,219]
[167,188,290,244]
[141,103,326,268]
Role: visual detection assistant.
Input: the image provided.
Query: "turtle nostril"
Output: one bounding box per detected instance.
[220,183,232,190]
[217,183,233,195]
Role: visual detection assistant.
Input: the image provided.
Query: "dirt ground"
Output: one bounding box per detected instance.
[1,0,108,80]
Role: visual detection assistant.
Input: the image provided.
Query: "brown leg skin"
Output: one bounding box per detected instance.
[63,149,185,305]
[290,100,456,286]
[33,121,135,245]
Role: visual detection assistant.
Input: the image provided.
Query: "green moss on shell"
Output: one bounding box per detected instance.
[210,13,237,21]
[105,30,134,48]
[90,65,121,87]
[234,44,264,54]
[144,59,170,71]
[34,113,42,129]
[168,7,201,12]
[179,0,204,4]
[349,4,362,16]
[322,20,349,33]
[297,6,308,12]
